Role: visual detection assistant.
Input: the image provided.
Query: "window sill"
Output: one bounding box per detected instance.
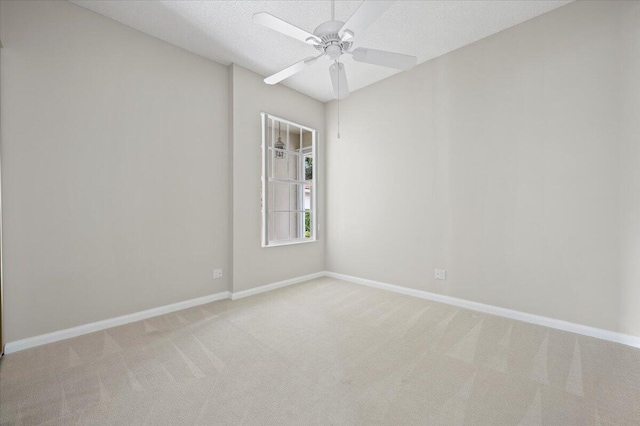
[262,238,318,248]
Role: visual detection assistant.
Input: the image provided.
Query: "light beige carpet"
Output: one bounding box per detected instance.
[1,277,639,425]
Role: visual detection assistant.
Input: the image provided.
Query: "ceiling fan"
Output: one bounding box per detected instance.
[253,0,417,99]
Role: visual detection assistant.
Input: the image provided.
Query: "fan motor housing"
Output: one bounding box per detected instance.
[313,20,352,57]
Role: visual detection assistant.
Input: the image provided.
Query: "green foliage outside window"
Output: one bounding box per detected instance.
[305,157,313,181]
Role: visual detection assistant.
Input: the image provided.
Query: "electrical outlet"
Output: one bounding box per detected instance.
[213,269,223,279]
[435,269,446,280]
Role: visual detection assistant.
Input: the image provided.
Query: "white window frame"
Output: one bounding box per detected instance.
[261,112,318,247]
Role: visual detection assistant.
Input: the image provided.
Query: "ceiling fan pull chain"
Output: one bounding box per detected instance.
[338,96,341,139]
[336,59,341,139]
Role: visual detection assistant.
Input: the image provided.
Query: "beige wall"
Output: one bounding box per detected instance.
[230,64,325,293]
[619,3,640,337]
[0,1,230,342]
[326,1,640,336]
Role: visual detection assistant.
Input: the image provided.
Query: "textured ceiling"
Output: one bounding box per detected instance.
[70,0,571,102]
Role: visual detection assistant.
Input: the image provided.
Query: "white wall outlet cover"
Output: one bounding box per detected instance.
[435,269,446,280]
[213,269,223,279]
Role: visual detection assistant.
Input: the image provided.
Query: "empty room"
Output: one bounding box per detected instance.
[0,0,639,424]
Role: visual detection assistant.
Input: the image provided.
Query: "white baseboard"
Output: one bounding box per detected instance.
[4,272,327,355]
[324,271,640,349]
[7,270,637,355]
[4,291,230,355]
[230,272,325,300]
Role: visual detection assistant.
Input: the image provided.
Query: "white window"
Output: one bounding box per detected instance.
[261,113,317,247]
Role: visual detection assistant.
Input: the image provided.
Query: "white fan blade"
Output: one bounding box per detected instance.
[253,12,320,45]
[329,62,349,99]
[351,47,417,70]
[264,56,320,85]
[339,0,394,39]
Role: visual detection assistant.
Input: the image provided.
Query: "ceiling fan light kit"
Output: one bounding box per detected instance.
[253,0,417,100]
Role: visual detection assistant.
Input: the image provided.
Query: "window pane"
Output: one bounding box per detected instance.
[301,129,312,150]
[271,182,289,211]
[304,184,313,211]
[272,148,288,179]
[290,212,301,240]
[289,183,300,212]
[269,119,282,149]
[304,156,313,181]
[273,212,289,241]
[288,151,299,181]
[306,184,314,239]
[304,210,311,239]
